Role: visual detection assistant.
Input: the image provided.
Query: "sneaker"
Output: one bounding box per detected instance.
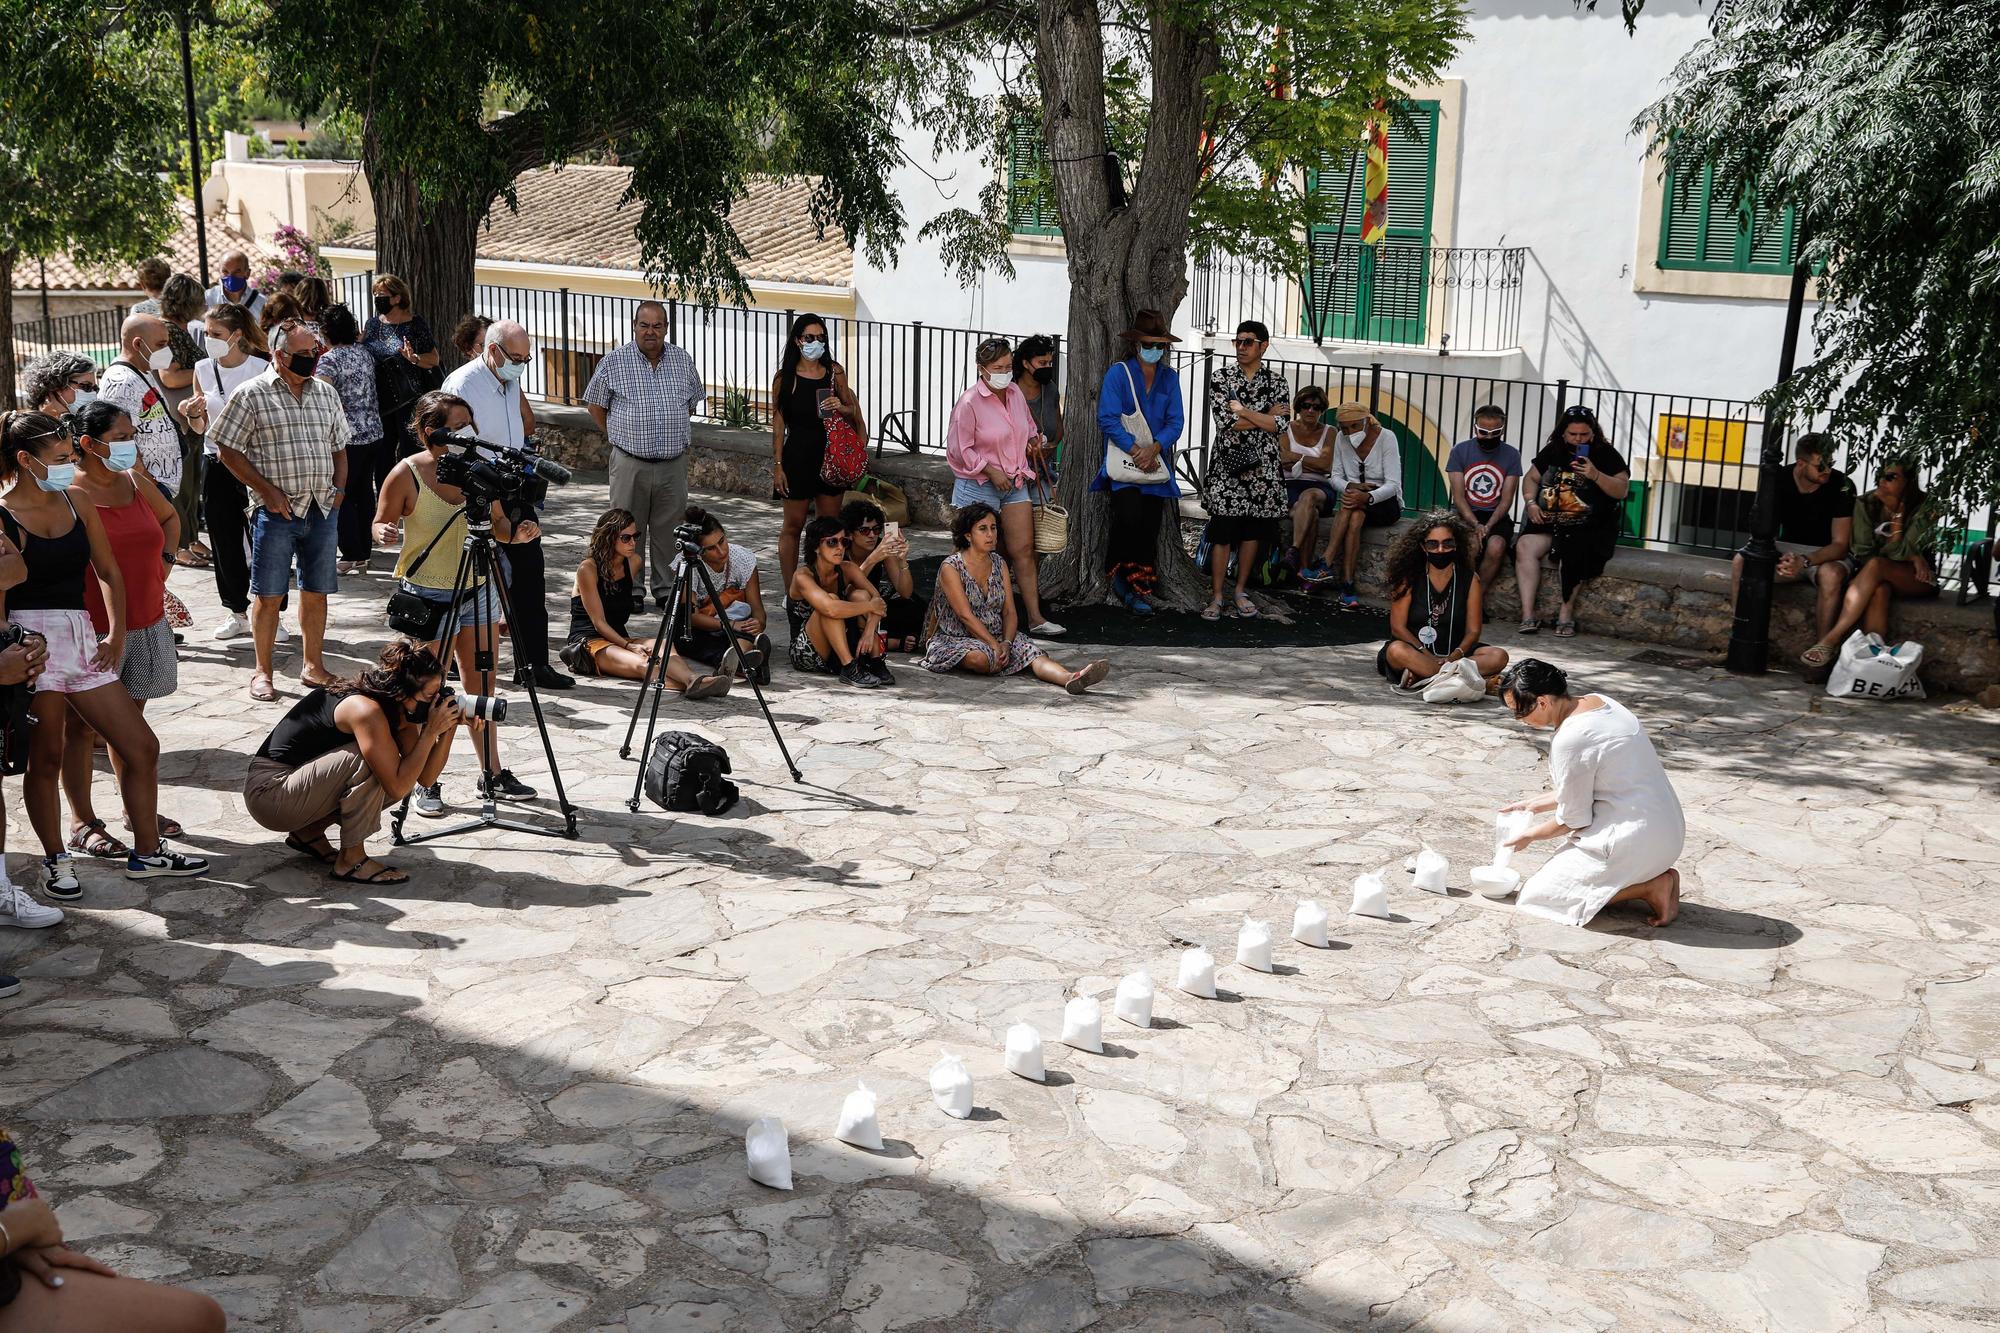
[127,841,210,880]
[839,661,881,689]
[275,622,293,645]
[0,974,20,998]
[40,855,82,902]
[337,559,369,576]
[414,784,447,818]
[1338,585,1363,611]
[484,769,538,802]
[1299,564,1335,589]
[0,882,64,929]
[213,612,251,642]
[866,655,896,685]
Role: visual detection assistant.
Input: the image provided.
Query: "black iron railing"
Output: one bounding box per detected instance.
[1191,246,1526,354]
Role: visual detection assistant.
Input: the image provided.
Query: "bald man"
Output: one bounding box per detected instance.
[204,249,266,319]
[98,314,187,493]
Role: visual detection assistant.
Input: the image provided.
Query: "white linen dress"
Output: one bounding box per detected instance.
[1516,695,1685,926]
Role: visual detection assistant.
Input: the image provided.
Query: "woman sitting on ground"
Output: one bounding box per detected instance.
[1496,658,1684,928]
[669,506,771,680]
[0,1124,226,1331]
[842,499,924,651]
[60,402,188,863]
[787,515,894,688]
[1801,456,1941,668]
[244,640,461,885]
[924,502,1110,693]
[564,508,731,697]
[1378,510,1510,690]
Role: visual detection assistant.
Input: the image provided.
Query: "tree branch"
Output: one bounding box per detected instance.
[866,0,1030,37]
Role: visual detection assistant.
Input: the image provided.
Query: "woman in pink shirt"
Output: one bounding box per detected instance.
[946,337,1062,637]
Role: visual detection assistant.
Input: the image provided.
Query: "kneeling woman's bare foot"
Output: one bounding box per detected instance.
[1644,868,1681,927]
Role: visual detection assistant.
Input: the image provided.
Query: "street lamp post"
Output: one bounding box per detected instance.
[1724,254,1811,674]
[176,7,210,287]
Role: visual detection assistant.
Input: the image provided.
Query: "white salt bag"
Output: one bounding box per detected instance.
[1004,1023,1046,1081]
[1413,847,1450,894]
[835,1081,883,1150]
[1061,996,1104,1053]
[1114,971,1154,1027]
[929,1050,974,1119]
[1350,872,1391,919]
[1493,810,1533,870]
[745,1116,792,1190]
[1177,946,1218,998]
[1292,899,1330,947]
[1236,918,1274,972]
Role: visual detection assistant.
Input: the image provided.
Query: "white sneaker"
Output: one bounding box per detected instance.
[0,882,65,930]
[213,613,251,642]
[276,623,293,645]
[1027,620,1068,638]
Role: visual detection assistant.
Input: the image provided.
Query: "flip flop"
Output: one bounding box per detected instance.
[249,674,277,702]
[1066,659,1112,695]
[285,834,337,866]
[332,861,409,885]
[1232,593,1258,618]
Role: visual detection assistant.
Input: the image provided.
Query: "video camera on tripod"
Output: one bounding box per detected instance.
[430,429,574,512]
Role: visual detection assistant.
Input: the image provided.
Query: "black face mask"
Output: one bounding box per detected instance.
[405,699,433,724]
[287,351,320,378]
[1426,550,1456,569]
[373,295,394,315]
[1474,431,1503,448]
[1031,366,1056,385]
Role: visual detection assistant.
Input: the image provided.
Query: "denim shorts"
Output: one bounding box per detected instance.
[250,504,339,597]
[952,475,1032,510]
[404,579,500,632]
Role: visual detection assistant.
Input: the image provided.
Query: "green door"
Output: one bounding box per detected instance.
[1302,101,1439,345]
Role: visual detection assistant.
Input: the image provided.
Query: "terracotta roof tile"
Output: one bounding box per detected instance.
[31,198,268,293]
[342,166,852,289]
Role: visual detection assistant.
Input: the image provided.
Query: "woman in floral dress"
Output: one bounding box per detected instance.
[923,503,1110,693]
[1201,320,1290,618]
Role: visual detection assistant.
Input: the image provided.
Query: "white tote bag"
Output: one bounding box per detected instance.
[1422,658,1487,704]
[1104,363,1168,486]
[1825,630,1926,701]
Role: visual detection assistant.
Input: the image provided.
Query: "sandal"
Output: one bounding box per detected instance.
[156,814,184,840]
[1201,600,1223,621]
[332,859,409,885]
[66,819,128,860]
[250,673,277,702]
[189,541,213,560]
[285,833,337,866]
[1554,621,1578,638]
[301,668,338,690]
[683,674,733,701]
[1232,593,1258,618]
[1518,617,1542,634]
[173,548,211,569]
[1800,641,1835,668]
[1066,659,1111,695]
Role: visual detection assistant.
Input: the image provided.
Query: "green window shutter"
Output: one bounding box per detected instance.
[1745,191,1796,271]
[1007,115,1059,236]
[1304,101,1437,344]
[1702,176,1747,267]
[1660,162,1708,266]
[1660,157,1799,273]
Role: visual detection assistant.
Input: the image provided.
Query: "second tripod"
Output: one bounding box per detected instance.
[621,524,802,810]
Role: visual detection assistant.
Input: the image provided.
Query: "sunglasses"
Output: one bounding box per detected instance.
[822,535,849,547]
[1232,337,1262,348]
[1422,541,1458,552]
[854,524,882,535]
[616,532,639,543]
[1296,402,1326,413]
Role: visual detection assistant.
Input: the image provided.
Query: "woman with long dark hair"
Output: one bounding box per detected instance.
[787,514,891,687]
[770,313,865,594]
[186,301,272,644]
[923,502,1110,692]
[1801,456,1942,667]
[244,640,462,885]
[1514,404,1631,636]
[1013,334,1063,479]
[1376,510,1509,689]
[563,508,732,696]
[946,335,1061,635]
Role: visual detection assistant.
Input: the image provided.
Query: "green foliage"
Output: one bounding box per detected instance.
[1639,0,2000,513]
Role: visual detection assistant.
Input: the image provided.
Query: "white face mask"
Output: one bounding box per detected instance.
[203,335,233,360]
[986,371,1013,391]
[145,343,175,373]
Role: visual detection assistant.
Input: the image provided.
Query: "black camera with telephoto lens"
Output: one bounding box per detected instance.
[431,431,572,512]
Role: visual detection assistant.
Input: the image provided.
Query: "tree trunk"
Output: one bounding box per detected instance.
[0,248,18,411]
[365,159,486,371]
[1033,0,1221,609]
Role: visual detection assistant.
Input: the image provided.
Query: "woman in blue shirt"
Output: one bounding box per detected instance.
[1093,309,1184,614]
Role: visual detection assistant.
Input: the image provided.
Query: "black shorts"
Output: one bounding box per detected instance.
[1207,514,1276,546]
[1472,510,1516,547]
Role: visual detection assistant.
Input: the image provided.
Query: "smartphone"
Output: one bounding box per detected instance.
[885,521,901,544]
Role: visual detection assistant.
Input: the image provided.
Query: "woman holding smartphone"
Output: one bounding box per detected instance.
[946,336,1062,637]
[771,314,864,596]
[1514,405,1630,637]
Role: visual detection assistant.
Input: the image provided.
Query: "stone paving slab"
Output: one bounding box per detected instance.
[3,485,1998,1331]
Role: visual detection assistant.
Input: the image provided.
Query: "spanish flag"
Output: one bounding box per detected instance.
[1360,115,1389,245]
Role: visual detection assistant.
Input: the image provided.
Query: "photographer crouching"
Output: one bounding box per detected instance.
[245,641,461,885]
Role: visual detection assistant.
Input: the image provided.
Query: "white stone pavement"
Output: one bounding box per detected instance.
[2,485,1998,1332]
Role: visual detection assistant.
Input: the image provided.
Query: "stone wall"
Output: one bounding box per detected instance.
[528,402,1998,693]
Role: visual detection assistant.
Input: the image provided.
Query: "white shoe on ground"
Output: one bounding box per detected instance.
[0,882,65,929]
[213,613,251,641]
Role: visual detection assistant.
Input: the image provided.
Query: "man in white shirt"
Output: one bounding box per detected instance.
[97,314,185,494]
[440,321,570,689]
[204,249,266,321]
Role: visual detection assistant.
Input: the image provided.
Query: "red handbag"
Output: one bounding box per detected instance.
[820,414,867,488]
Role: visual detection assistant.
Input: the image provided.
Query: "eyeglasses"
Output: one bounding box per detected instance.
[501,351,532,366]
[1422,541,1458,553]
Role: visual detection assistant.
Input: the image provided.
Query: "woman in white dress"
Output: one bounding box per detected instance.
[1497,659,1684,927]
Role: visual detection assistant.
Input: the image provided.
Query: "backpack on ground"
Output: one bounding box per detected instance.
[642,731,740,814]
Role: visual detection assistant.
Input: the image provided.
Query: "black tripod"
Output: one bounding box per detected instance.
[391,509,580,844]
[621,526,801,810]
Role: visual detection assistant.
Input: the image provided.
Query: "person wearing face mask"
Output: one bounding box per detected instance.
[1278,387,1336,572]
[155,275,207,564]
[0,411,210,899]
[1094,310,1184,615]
[1309,402,1404,608]
[1496,659,1684,929]
[315,304,387,575]
[97,315,186,501]
[441,320,571,690]
[210,320,351,702]
[18,352,99,421]
[373,391,536,810]
[770,313,866,596]
[58,402,188,863]
[1013,334,1063,483]
[1445,405,1523,588]
[204,248,267,320]
[1515,404,1632,637]
[186,304,274,643]
[244,640,463,885]
[362,274,441,460]
[946,336,1064,637]
[1376,511,1509,689]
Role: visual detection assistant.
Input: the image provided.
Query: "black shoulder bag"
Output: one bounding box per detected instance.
[384,521,461,641]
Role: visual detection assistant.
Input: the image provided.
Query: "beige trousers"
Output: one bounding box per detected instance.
[243,747,387,851]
